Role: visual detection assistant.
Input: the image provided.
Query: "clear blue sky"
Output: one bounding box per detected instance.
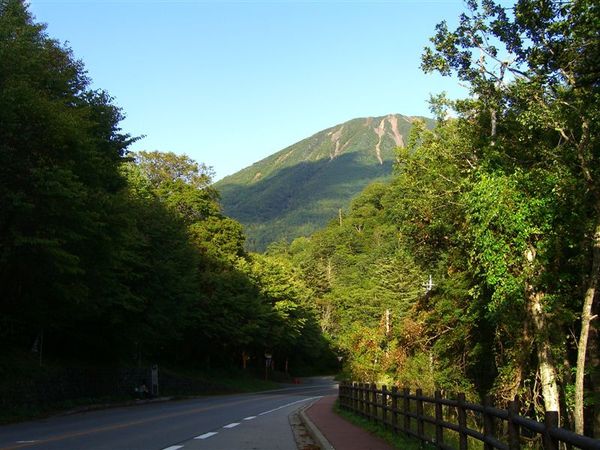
[29,0,469,181]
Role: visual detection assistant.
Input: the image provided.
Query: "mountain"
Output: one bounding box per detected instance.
[215,114,432,251]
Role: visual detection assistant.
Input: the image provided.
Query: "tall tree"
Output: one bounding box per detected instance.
[422,0,599,429]
[0,0,133,353]
[134,151,220,224]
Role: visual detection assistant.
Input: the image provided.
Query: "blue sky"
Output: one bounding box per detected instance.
[29,0,469,180]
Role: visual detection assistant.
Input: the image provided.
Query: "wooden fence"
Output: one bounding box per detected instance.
[338,382,600,450]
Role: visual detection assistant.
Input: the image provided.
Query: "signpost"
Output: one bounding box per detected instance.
[264,352,272,380]
[151,364,159,397]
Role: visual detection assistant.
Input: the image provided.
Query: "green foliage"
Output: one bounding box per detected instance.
[272,0,600,430]
[420,1,600,422]
[215,114,435,251]
[134,150,220,224]
[0,1,335,385]
[0,0,133,355]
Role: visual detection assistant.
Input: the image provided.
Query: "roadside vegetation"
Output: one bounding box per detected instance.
[0,0,336,421]
[271,0,600,437]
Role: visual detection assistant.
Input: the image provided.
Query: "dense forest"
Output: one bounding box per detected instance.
[0,0,333,377]
[270,0,599,437]
[1,0,598,439]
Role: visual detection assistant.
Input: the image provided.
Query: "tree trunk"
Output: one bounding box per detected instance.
[525,246,561,417]
[587,318,600,438]
[574,220,600,435]
[528,290,561,416]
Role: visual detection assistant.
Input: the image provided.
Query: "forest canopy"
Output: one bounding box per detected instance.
[271,0,599,436]
[0,0,334,375]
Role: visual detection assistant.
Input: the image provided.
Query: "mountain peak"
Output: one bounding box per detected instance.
[215,113,432,251]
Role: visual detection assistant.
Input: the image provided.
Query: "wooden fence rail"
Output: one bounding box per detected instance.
[338,381,600,450]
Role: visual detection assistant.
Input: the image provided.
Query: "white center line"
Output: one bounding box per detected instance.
[223,422,240,429]
[195,432,219,439]
[258,396,322,416]
[162,446,184,450]
[243,416,256,420]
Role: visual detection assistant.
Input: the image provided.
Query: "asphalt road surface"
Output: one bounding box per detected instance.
[0,377,337,450]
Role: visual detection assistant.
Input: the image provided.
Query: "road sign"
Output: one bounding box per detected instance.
[151,364,159,396]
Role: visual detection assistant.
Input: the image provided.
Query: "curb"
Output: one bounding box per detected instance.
[298,400,335,450]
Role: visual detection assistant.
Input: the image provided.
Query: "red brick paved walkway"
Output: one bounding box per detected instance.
[304,395,393,450]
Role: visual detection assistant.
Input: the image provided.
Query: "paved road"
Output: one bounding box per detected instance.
[0,377,337,450]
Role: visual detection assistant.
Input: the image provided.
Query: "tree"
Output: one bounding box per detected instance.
[111,163,201,361]
[0,1,333,381]
[133,151,220,224]
[422,0,599,431]
[0,0,134,355]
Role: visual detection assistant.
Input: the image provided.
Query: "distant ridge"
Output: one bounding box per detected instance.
[215,114,433,251]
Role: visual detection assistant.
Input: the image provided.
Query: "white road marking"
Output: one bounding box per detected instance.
[223,422,240,429]
[243,416,256,420]
[162,446,184,450]
[195,432,218,439]
[258,396,322,416]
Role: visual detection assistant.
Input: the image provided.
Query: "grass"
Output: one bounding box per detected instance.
[333,400,434,450]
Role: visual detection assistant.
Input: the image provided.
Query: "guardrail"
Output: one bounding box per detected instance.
[338,381,600,450]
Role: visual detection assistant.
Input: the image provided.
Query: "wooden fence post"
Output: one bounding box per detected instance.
[403,388,410,433]
[346,382,351,409]
[416,388,424,440]
[435,390,444,448]
[353,382,358,413]
[371,383,378,422]
[345,381,349,407]
[457,393,467,450]
[365,383,370,420]
[391,386,399,434]
[365,383,371,419]
[483,395,494,450]
[508,396,520,450]
[358,383,363,416]
[382,385,388,429]
[543,411,559,450]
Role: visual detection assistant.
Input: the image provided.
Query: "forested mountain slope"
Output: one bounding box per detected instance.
[215,114,433,251]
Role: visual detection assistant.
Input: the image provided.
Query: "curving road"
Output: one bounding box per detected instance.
[0,377,337,450]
